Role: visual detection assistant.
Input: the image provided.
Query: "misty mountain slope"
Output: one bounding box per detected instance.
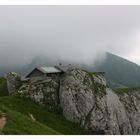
[17,56,78,76]
[1,52,140,88]
[93,52,140,88]
[12,52,140,88]
[0,67,20,77]
[17,56,55,76]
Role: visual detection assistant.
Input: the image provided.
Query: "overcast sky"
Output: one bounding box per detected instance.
[0,5,140,67]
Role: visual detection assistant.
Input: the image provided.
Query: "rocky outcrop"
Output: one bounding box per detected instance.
[6,72,21,95]
[6,68,140,134]
[6,72,59,107]
[59,68,133,134]
[117,91,140,134]
[18,79,59,107]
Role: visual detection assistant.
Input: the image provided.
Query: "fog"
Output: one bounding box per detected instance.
[0,6,140,67]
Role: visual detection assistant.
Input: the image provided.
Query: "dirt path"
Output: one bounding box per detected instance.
[0,113,7,131]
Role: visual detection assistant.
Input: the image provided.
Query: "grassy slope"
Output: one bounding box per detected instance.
[0,96,91,135]
[0,78,9,97]
[0,106,59,135]
[115,86,140,95]
[0,77,91,135]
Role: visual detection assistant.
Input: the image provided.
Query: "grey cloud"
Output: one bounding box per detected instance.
[0,5,140,67]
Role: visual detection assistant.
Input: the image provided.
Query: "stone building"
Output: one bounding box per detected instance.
[26,66,64,82]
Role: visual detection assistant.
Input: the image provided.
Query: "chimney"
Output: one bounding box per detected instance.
[59,62,62,66]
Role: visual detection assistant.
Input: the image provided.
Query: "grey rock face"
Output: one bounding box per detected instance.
[6,72,21,95]
[118,91,140,134]
[18,79,59,107]
[59,68,133,134]
[59,69,95,123]
[105,89,132,134]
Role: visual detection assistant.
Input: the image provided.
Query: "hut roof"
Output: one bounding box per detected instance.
[37,66,62,74]
[26,66,63,78]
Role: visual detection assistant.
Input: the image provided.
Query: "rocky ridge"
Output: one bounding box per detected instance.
[6,68,140,134]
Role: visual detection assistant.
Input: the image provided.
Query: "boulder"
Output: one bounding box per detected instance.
[59,68,132,134]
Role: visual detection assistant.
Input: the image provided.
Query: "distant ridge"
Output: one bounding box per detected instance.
[93,52,140,88]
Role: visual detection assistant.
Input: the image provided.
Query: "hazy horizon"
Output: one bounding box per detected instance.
[0,6,140,67]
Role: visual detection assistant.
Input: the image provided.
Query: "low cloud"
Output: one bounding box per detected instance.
[0,5,140,67]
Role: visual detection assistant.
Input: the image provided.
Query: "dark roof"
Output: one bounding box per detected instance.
[26,66,63,78]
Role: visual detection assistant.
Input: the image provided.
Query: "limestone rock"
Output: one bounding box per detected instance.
[118,91,140,134]
[59,68,133,134]
[18,79,59,107]
[59,68,95,123]
[6,72,21,95]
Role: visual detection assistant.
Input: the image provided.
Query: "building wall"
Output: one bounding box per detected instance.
[29,76,46,82]
[46,73,61,79]
[28,69,45,77]
[27,69,64,82]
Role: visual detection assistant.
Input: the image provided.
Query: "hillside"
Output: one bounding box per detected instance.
[93,52,140,88]
[0,76,91,135]
[0,96,91,135]
[0,78,9,97]
[1,68,140,134]
[6,68,140,134]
